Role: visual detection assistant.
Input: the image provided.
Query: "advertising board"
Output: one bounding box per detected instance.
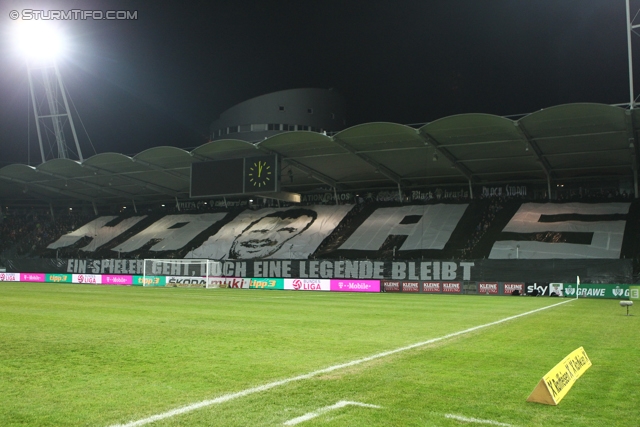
[165,276,208,287]
[330,279,380,293]
[102,275,133,286]
[250,278,284,290]
[284,279,330,291]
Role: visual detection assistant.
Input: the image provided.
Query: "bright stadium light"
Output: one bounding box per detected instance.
[12,20,83,163]
[13,20,65,61]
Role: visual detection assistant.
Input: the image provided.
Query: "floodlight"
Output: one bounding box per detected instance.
[13,20,64,61]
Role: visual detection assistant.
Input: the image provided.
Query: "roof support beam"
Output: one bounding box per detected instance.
[81,164,182,198]
[513,121,554,179]
[35,168,134,200]
[0,174,93,202]
[624,110,639,198]
[331,136,406,186]
[132,157,187,180]
[416,130,476,182]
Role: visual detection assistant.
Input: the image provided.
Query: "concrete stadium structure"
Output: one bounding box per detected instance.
[210,88,347,142]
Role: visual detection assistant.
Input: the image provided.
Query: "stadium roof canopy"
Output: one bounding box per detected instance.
[1,103,638,208]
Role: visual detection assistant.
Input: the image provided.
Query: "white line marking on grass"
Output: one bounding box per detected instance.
[108,299,573,427]
[283,400,381,425]
[445,413,515,426]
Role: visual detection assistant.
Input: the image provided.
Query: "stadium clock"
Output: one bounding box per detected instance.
[247,158,275,190]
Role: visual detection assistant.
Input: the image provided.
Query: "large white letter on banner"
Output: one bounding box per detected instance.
[489,203,630,259]
[111,213,227,253]
[47,216,147,251]
[339,204,468,251]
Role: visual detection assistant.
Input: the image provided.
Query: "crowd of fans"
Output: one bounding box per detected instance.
[555,187,633,202]
[0,209,94,259]
[0,185,636,263]
[459,199,505,259]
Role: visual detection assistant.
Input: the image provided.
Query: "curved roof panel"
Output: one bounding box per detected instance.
[0,103,635,207]
[191,139,259,160]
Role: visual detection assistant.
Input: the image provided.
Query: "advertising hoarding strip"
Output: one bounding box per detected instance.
[108,299,574,427]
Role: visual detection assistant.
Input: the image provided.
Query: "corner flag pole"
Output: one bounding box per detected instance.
[576,276,580,299]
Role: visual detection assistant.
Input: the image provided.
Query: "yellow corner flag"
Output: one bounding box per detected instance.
[527,347,592,405]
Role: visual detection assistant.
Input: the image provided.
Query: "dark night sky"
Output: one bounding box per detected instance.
[0,0,636,165]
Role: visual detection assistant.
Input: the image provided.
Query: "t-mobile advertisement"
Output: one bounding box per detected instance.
[21,273,45,282]
[330,279,380,293]
[102,275,133,286]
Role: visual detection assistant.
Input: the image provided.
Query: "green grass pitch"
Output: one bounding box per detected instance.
[1,283,638,426]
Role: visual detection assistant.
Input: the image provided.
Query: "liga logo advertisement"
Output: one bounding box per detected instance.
[284,279,330,291]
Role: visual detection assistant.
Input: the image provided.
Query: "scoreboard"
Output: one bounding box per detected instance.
[190,155,278,197]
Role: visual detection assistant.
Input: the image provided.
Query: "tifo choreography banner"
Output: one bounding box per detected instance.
[43,202,633,261]
[6,258,633,283]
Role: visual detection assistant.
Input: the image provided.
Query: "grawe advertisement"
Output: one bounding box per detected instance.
[284,279,330,291]
[330,279,380,293]
[562,284,630,299]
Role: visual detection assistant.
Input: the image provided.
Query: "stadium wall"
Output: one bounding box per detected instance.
[0,271,634,299]
[5,257,633,284]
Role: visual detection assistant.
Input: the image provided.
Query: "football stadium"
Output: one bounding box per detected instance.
[1,3,640,427]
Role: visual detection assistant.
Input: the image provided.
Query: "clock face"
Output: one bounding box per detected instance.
[247,160,273,188]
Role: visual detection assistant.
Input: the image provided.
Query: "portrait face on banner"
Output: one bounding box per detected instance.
[229,209,317,259]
